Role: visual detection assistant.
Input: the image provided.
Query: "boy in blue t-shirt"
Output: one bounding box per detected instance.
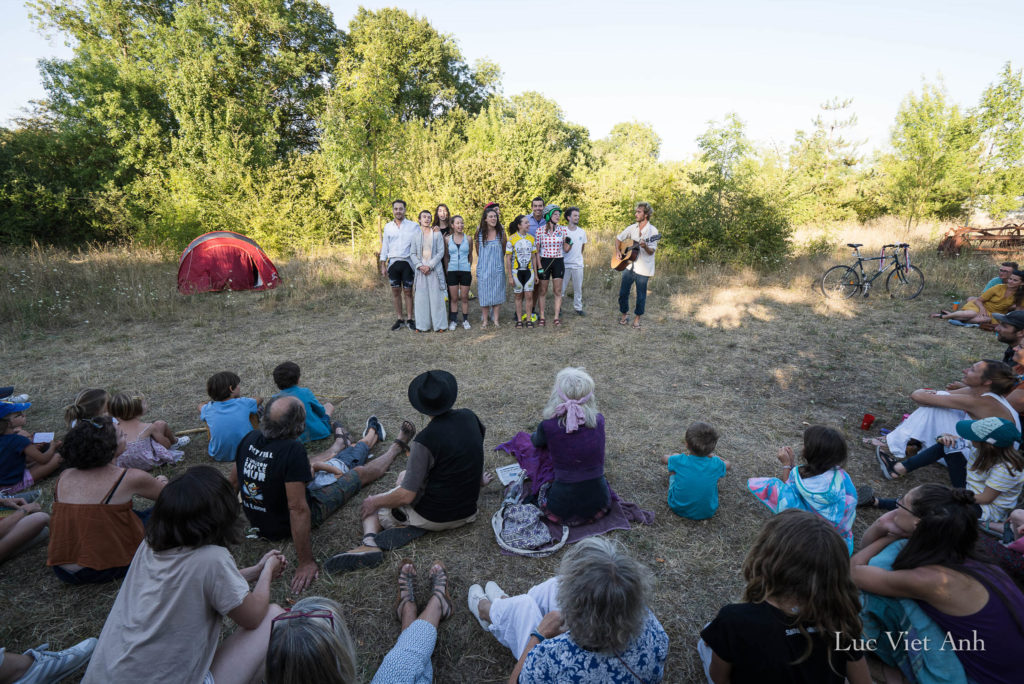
[661,421,730,520]
[271,361,334,443]
[199,371,262,462]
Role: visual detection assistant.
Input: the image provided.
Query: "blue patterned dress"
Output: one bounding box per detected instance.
[476,237,507,307]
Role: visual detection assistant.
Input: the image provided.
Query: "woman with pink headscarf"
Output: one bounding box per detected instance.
[529,367,610,525]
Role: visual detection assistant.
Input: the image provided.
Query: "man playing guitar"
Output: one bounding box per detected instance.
[615,202,660,329]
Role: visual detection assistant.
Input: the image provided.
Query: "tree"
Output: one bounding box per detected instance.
[968,62,1024,220]
[581,121,661,227]
[882,80,978,228]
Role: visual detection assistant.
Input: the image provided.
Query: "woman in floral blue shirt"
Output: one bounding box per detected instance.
[467,537,668,683]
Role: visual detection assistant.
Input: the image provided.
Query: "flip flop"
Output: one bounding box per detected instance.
[619,316,629,326]
[323,547,383,574]
[876,446,900,480]
[376,525,428,550]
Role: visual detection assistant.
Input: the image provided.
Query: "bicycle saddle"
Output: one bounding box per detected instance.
[847,243,862,248]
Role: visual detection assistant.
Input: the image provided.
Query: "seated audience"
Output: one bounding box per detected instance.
[63,388,111,427]
[0,401,62,497]
[870,359,1019,460]
[200,370,262,462]
[748,425,858,553]
[985,261,1019,291]
[108,391,186,470]
[698,510,869,683]
[326,370,486,572]
[851,484,1024,684]
[271,361,336,443]
[467,536,668,682]
[265,562,451,683]
[236,395,409,593]
[84,466,286,684]
[662,421,730,520]
[932,269,1023,324]
[47,417,166,584]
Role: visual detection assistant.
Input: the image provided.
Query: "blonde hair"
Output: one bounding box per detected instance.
[266,596,356,684]
[63,388,110,426]
[542,367,598,429]
[109,391,146,421]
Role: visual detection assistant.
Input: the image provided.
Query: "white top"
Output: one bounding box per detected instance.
[617,222,660,277]
[380,219,420,266]
[563,226,588,268]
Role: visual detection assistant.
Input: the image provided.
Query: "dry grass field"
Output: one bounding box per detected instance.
[0,218,1012,682]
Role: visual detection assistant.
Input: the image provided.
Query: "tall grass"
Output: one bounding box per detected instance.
[1,218,1018,334]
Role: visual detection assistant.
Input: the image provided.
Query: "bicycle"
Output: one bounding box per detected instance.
[820,243,924,300]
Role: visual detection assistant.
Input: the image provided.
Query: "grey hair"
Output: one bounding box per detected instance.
[541,367,598,429]
[556,537,652,653]
[265,596,356,684]
[261,395,306,440]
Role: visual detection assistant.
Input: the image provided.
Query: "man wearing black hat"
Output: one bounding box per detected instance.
[325,370,487,573]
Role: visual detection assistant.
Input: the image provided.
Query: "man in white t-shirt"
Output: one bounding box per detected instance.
[379,199,420,330]
[563,206,588,315]
[615,202,660,329]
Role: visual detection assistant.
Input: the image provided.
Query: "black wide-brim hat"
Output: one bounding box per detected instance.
[408,370,458,416]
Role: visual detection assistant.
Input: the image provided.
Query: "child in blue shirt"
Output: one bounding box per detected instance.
[199,371,262,462]
[661,422,730,520]
[271,361,334,442]
[0,401,62,496]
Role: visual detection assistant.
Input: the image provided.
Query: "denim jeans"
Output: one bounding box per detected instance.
[618,269,650,316]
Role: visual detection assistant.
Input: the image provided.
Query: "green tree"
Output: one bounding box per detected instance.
[581,121,661,228]
[968,62,1024,220]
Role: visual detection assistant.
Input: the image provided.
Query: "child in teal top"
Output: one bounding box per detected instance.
[271,361,334,442]
[661,422,730,520]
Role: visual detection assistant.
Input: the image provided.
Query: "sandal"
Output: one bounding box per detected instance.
[392,420,416,453]
[526,320,534,328]
[876,446,901,480]
[332,421,353,447]
[538,318,546,327]
[553,318,561,327]
[429,562,453,621]
[395,560,417,622]
[515,320,523,328]
[930,311,951,319]
[619,315,629,325]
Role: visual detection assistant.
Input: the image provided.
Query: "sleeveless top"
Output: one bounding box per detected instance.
[47,469,146,570]
[447,234,471,272]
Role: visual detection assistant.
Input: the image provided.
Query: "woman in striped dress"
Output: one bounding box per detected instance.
[475,207,507,328]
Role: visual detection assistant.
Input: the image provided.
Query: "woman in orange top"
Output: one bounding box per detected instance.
[47,417,166,583]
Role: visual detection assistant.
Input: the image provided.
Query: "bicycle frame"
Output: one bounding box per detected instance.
[849,244,909,291]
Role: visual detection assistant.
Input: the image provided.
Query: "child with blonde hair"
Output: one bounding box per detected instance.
[108,391,187,470]
[63,387,111,427]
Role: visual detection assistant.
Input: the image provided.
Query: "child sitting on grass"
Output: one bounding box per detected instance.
[698,510,869,683]
[661,421,730,520]
[747,425,858,553]
[200,371,262,462]
[64,387,111,427]
[109,391,187,470]
[271,361,334,443]
[0,401,62,497]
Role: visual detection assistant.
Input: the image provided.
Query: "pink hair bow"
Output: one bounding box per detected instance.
[554,389,592,433]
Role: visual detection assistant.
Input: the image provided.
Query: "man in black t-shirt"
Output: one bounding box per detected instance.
[236,395,413,594]
[325,370,490,574]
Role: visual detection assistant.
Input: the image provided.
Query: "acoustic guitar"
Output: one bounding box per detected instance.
[610,234,662,271]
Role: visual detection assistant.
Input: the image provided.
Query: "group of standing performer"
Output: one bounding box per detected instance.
[379,198,658,331]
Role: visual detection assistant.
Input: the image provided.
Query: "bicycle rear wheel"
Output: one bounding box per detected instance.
[886,265,924,300]
[821,266,860,299]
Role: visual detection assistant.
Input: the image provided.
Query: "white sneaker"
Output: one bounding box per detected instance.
[9,393,29,402]
[172,436,191,449]
[485,580,508,603]
[16,638,97,684]
[448,321,457,331]
[467,584,491,630]
[462,319,471,330]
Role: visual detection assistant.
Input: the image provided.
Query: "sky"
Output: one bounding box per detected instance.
[2,0,1021,160]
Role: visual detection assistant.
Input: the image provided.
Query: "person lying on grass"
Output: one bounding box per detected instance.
[0,401,62,498]
[325,370,489,574]
[930,269,1024,324]
[265,563,452,684]
[84,466,286,684]
[234,395,411,594]
[866,359,1019,461]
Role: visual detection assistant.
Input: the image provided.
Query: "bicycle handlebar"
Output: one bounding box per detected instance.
[881,243,911,249]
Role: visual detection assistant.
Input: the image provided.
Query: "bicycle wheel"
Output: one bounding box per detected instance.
[821,265,860,299]
[886,265,924,300]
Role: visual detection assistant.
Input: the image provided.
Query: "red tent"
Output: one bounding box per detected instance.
[177,231,280,294]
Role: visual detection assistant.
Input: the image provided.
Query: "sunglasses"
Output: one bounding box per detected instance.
[271,609,335,630]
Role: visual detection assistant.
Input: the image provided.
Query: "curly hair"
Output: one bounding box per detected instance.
[556,537,651,653]
[61,417,119,470]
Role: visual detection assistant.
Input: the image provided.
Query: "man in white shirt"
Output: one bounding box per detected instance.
[563,206,588,316]
[615,202,660,329]
[379,199,420,330]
